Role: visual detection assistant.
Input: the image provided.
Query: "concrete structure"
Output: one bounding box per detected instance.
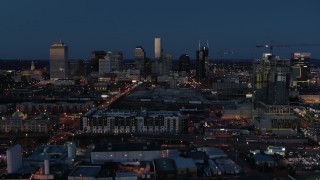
[91,143,162,164]
[7,144,23,173]
[50,42,68,80]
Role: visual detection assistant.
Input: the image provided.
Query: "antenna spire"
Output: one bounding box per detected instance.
[207,40,209,48]
[59,33,62,43]
[198,40,201,50]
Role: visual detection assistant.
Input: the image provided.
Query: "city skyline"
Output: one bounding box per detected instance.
[0,0,319,60]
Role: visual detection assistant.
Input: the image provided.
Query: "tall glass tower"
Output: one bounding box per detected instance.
[196,46,209,82]
[154,38,161,61]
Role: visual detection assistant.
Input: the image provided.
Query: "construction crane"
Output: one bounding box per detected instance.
[256,43,320,54]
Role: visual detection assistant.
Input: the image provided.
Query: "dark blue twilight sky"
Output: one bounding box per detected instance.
[0,0,319,60]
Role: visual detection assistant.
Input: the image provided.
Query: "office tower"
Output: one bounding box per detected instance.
[253,53,290,107]
[7,144,22,174]
[152,52,172,75]
[50,41,68,80]
[91,51,106,72]
[99,51,113,75]
[91,51,107,60]
[178,54,191,72]
[291,52,311,82]
[69,60,81,78]
[112,51,124,71]
[196,46,209,82]
[161,52,172,75]
[134,46,146,73]
[155,38,161,61]
[144,57,152,75]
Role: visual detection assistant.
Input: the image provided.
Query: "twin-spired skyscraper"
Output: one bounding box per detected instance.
[50,41,68,80]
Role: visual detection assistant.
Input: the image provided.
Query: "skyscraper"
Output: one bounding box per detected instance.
[134,46,146,73]
[178,54,191,73]
[161,52,172,75]
[91,51,106,72]
[196,46,209,82]
[291,52,311,82]
[50,42,68,80]
[253,54,295,136]
[111,51,123,71]
[154,38,161,61]
[253,53,290,107]
[99,51,113,75]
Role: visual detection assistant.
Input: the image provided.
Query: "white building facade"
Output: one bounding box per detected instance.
[80,109,186,134]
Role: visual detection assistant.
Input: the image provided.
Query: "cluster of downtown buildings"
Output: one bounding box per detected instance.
[1,36,320,179]
[48,38,208,82]
[0,37,316,137]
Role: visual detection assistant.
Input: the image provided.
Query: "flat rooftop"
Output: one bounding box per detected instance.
[69,166,101,177]
[154,158,176,172]
[25,145,67,162]
[93,143,162,152]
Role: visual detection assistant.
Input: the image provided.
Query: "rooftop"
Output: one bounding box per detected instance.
[154,158,176,172]
[25,145,67,162]
[69,166,101,177]
[173,158,197,169]
[253,154,275,162]
[93,143,162,152]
